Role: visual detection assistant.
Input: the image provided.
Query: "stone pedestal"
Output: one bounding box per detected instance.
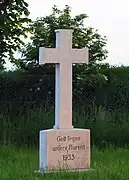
[39,129,90,172]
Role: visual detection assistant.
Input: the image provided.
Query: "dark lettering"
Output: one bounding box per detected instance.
[62,154,75,161]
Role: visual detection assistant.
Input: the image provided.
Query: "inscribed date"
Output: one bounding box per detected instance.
[62,154,75,161]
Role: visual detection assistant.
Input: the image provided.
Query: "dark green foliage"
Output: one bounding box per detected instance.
[0,66,129,147]
[0,0,31,70]
[100,66,129,113]
[0,5,128,147]
[19,5,108,69]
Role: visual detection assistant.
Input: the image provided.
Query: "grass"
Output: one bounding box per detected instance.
[1,104,129,179]
[0,146,129,180]
[1,105,129,147]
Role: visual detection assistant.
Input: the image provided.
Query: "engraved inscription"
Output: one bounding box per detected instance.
[51,136,87,161]
[57,136,80,143]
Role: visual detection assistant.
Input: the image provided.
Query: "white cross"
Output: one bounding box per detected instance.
[39,29,89,129]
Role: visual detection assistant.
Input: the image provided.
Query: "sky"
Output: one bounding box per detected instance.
[6,0,129,69]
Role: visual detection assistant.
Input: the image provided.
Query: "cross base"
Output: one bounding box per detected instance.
[39,128,90,172]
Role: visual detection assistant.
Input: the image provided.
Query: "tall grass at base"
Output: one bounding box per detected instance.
[0,103,129,147]
[73,103,129,147]
[0,105,54,147]
[0,146,129,179]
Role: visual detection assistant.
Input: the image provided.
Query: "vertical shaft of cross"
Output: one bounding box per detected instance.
[54,29,73,129]
[39,29,89,129]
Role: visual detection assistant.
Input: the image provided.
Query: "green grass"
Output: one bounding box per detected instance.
[1,105,129,147]
[0,146,129,180]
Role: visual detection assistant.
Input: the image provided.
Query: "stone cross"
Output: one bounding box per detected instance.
[39,29,88,129]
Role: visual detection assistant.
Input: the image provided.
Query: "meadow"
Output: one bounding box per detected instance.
[0,146,129,180]
[0,106,129,179]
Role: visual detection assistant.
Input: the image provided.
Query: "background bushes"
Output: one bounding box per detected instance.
[0,66,129,147]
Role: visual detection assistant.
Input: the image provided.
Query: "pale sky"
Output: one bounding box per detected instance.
[6,0,129,70]
[27,0,129,66]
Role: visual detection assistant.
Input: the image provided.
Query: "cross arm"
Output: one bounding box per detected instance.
[39,47,60,65]
[71,47,89,64]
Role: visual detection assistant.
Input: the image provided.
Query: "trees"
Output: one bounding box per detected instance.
[18,5,109,100]
[20,5,108,69]
[0,0,31,70]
